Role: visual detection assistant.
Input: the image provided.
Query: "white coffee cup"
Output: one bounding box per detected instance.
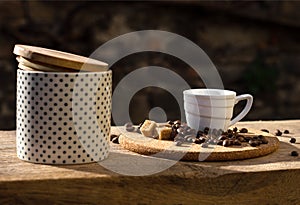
[183,89,253,131]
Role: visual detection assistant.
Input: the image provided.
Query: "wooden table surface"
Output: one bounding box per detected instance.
[1,120,299,205]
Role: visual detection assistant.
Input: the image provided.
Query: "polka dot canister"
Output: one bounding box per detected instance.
[16,69,112,164]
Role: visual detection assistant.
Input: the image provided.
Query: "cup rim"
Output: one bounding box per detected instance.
[183,89,236,98]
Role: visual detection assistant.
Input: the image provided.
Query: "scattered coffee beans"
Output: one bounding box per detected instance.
[124,122,133,128]
[258,135,268,144]
[289,138,296,143]
[233,139,242,146]
[171,121,268,148]
[291,151,299,157]
[249,140,258,147]
[110,134,119,141]
[240,128,248,133]
[135,119,270,149]
[284,130,290,134]
[223,139,231,147]
[275,129,282,136]
[261,129,269,133]
[111,136,119,144]
[124,122,135,132]
[194,138,202,144]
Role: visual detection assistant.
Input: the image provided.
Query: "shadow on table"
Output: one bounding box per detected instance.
[49,140,299,196]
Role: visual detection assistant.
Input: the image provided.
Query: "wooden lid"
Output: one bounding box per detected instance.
[16,56,77,72]
[13,44,108,72]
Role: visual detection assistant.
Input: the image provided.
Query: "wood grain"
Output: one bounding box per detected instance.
[13,44,108,72]
[16,56,77,72]
[0,120,299,204]
[119,127,280,161]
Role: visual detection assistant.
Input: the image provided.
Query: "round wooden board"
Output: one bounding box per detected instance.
[13,44,108,72]
[119,127,280,161]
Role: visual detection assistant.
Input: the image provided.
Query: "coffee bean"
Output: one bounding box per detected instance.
[261,129,269,133]
[199,137,206,144]
[223,139,231,147]
[126,126,135,132]
[249,140,258,147]
[201,143,209,148]
[284,130,290,134]
[124,122,133,128]
[233,127,238,132]
[275,130,282,136]
[174,120,181,125]
[233,139,241,146]
[259,135,268,144]
[218,135,228,141]
[173,123,180,129]
[204,127,209,132]
[194,138,203,144]
[290,138,296,143]
[217,140,223,145]
[291,151,299,156]
[203,127,209,135]
[125,122,135,132]
[110,134,119,141]
[245,136,251,142]
[261,138,268,144]
[237,135,246,142]
[256,140,261,145]
[111,136,119,144]
[227,129,233,134]
[170,130,177,139]
[222,131,228,135]
[174,141,183,146]
[240,128,248,133]
[167,120,174,125]
[196,131,204,138]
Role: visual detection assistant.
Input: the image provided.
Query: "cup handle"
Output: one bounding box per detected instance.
[229,94,253,126]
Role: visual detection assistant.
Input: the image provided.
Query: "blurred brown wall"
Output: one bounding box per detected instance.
[0,1,300,129]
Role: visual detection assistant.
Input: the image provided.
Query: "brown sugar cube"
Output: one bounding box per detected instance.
[158,127,172,140]
[140,120,157,137]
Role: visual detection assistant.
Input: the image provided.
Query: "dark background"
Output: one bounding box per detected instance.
[1,1,300,129]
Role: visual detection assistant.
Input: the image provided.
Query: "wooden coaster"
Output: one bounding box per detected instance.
[119,127,280,161]
[17,57,76,72]
[13,44,108,72]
